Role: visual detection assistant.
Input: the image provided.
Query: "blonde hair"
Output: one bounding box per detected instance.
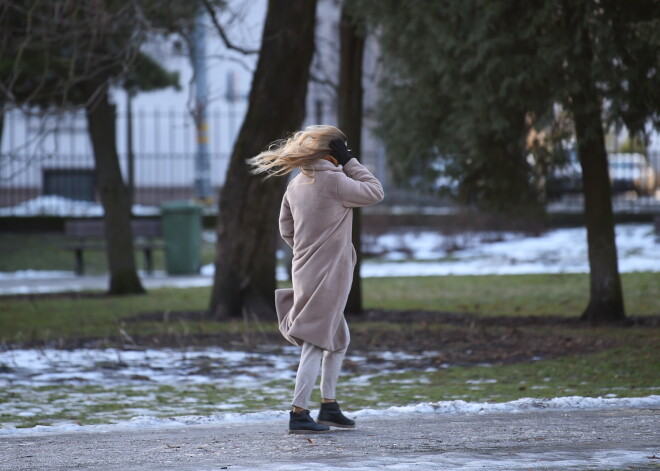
[247,125,347,177]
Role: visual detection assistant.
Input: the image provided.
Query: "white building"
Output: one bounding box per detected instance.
[0,0,386,211]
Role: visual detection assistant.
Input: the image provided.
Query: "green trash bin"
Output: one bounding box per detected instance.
[161,200,202,274]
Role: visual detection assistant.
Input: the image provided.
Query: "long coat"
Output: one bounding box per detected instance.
[275,158,384,351]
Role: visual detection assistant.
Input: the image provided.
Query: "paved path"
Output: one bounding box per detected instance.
[1,408,658,470]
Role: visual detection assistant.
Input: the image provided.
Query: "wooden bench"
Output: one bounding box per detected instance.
[64,219,164,276]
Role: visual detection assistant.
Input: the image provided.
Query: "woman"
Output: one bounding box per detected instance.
[248,125,384,434]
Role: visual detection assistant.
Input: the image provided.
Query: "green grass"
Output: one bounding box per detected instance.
[0,287,215,345]
[345,339,659,408]
[1,273,658,346]
[362,273,660,317]
[1,231,216,275]
[1,232,106,273]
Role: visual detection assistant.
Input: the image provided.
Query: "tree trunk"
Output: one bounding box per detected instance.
[571,24,625,323]
[0,103,4,150]
[338,6,366,315]
[209,0,317,319]
[126,91,135,205]
[85,85,145,295]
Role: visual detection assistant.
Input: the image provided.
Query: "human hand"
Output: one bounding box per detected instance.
[329,139,355,166]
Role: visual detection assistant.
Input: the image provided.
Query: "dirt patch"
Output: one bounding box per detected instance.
[114,309,660,368]
[348,310,656,368]
[5,287,656,367]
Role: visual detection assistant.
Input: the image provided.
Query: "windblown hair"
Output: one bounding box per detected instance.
[247,125,347,177]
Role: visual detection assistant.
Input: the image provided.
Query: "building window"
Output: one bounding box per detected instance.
[43,168,95,202]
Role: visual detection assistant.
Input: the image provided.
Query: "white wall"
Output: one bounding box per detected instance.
[1,0,387,192]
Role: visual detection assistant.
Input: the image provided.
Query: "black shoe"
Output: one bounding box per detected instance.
[317,401,356,429]
[288,410,331,434]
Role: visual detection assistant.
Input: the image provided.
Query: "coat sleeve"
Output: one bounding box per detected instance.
[337,159,385,208]
[279,192,294,248]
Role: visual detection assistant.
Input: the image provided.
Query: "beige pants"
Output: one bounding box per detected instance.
[291,341,348,410]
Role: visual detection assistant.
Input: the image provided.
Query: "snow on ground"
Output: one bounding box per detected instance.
[0,393,658,437]
[358,223,660,277]
[0,272,214,295]
[0,195,160,217]
[279,223,657,279]
[0,347,300,388]
[0,270,72,280]
[1,346,659,436]
[352,395,660,417]
[0,347,446,431]
[0,223,657,289]
[0,347,426,390]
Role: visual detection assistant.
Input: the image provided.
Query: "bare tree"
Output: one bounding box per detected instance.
[0,1,181,294]
[209,0,318,319]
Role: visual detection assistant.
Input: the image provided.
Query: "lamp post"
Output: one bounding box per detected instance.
[193,7,212,203]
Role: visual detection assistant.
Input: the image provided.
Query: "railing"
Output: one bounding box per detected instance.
[1,108,659,216]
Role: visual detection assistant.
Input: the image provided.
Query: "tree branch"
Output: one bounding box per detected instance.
[201,0,259,55]
[309,72,337,91]
[207,53,255,73]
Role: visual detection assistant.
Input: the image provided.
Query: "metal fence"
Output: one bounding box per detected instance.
[545,151,660,214]
[1,107,659,216]
[0,107,240,213]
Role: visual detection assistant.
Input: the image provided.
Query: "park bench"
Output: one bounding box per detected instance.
[64,219,164,276]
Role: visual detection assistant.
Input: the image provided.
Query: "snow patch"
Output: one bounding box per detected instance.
[0,269,72,280]
[0,195,159,217]
[1,223,657,284]
[353,395,660,416]
[0,395,657,437]
[359,224,660,276]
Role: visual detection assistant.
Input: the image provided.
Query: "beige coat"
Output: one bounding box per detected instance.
[275,158,384,351]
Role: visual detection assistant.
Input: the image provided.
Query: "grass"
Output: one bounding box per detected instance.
[0,287,215,345]
[362,273,660,316]
[1,273,659,346]
[0,231,216,275]
[346,339,659,408]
